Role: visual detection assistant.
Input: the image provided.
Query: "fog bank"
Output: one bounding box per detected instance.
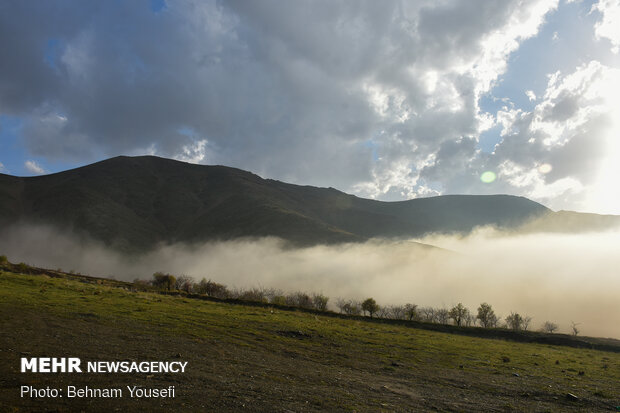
[1,224,619,338]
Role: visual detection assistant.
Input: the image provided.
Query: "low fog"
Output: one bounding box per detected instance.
[1,224,619,339]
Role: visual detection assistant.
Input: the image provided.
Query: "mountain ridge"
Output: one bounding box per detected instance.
[1,155,617,251]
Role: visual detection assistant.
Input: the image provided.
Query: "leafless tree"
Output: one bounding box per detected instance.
[506,312,528,331]
[418,307,437,323]
[404,303,418,321]
[311,293,329,311]
[541,321,559,333]
[174,275,195,292]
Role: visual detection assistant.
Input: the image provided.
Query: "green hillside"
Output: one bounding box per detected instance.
[1,266,619,412]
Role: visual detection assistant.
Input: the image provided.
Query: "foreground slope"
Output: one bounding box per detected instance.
[1,268,619,412]
[0,156,553,250]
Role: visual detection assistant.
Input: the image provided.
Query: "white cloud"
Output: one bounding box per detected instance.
[11,0,620,213]
[174,139,209,164]
[493,61,620,212]
[24,160,46,175]
[592,0,620,53]
[525,90,537,101]
[0,162,6,173]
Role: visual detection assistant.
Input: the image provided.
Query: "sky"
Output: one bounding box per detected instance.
[1,0,620,214]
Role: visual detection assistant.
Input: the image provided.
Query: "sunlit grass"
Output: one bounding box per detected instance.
[1,270,619,405]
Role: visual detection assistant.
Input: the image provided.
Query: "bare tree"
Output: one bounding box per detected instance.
[389,305,407,320]
[336,298,347,314]
[336,299,362,315]
[541,321,559,333]
[419,307,437,323]
[506,312,524,331]
[238,288,268,303]
[464,313,477,327]
[311,293,329,311]
[377,306,392,319]
[174,275,195,293]
[262,287,284,302]
[286,292,313,309]
[436,308,450,324]
[571,321,581,336]
[343,300,362,315]
[404,303,418,321]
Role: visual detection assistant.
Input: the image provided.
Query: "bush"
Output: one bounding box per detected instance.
[133,278,151,288]
[237,288,268,303]
[286,292,313,309]
[270,295,287,306]
[0,255,8,264]
[336,298,362,315]
[152,272,176,291]
[195,279,229,299]
[312,293,329,311]
[174,275,195,293]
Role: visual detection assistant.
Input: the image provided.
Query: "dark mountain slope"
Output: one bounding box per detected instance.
[1,155,604,251]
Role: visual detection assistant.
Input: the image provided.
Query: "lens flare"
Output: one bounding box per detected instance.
[480,171,496,183]
[538,163,552,174]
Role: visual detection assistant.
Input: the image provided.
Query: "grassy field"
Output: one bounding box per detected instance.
[1,267,619,412]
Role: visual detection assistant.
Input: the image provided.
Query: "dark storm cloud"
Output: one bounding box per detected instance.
[1,0,566,195]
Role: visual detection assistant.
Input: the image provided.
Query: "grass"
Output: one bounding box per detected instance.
[1,268,619,412]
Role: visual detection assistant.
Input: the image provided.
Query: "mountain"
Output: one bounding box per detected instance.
[0,156,615,251]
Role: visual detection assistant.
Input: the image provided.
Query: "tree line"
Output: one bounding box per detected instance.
[138,272,577,334]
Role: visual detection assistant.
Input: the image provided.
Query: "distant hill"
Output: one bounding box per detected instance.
[0,156,617,251]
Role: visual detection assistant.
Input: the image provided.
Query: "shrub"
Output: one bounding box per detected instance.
[286,292,313,309]
[0,254,8,264]
[237,288,268,303]
[541,321,559,333]
[270,295,287,306]
[175,275,195,293]
[336,299,362,315]
[133,278,151,288]
[195,279,229,299]
[152,272,176,291]
[312,293,329,311]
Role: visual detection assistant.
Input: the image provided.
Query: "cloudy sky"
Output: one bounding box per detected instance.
[1,0,620,214]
